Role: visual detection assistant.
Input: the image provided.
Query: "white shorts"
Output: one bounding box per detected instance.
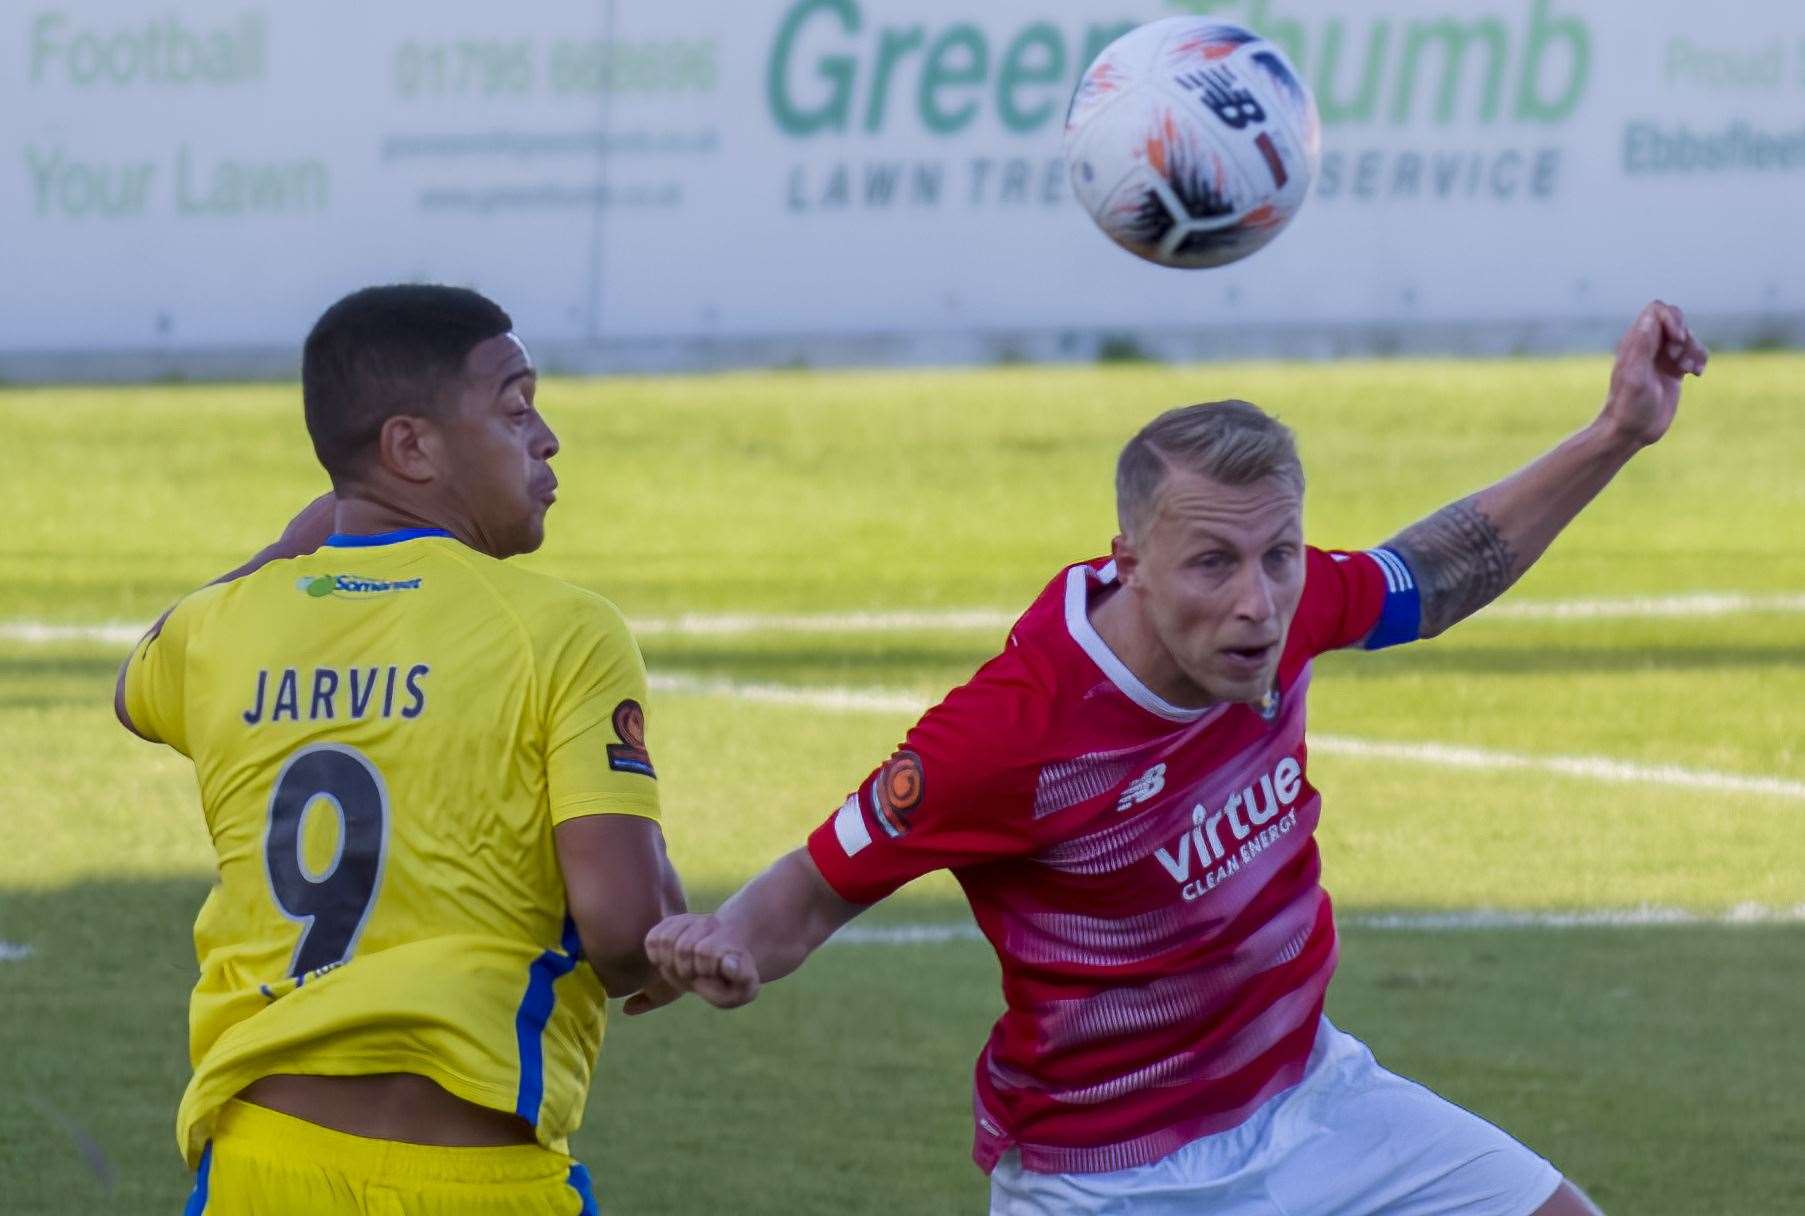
[989,1018,1563,1216]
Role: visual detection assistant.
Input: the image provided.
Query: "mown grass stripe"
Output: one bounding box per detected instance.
[13,907,1799,969]
[4,589,1803,648]
[833,903,1805,945]
[642,674,1805,803]
[1307,735,1805,801]
[3,625,1794,803]
[1487,592,1805,620]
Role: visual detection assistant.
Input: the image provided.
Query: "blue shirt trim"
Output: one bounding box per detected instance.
[1362,547,1423,650]
[324,528,454,548]
[183,1141,213,1215]
[513,916,584,1125]
[567,1162,601,1215]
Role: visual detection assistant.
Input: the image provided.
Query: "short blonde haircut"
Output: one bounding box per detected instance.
[1115,400,1304,537]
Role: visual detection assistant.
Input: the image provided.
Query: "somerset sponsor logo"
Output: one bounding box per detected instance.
[296,574,423,599]
[1153,755,1305,902]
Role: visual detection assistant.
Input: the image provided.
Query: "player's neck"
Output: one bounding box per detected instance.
[1089,588,1217,712]
[331,491,468,547]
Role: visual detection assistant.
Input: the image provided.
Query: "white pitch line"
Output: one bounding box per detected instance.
[3,589,1801,649]
[0,610,1015,646]
[0,621,144,646]
[2,621,1793,802]
[649,672,928,715]
[632,608,1018,636]
[835,924,986,946]
[1345,903,1805,930]
[646,673,1805,803]
[634,592,1805,632]
[1308,735,1805,802]
[622,593,1805,633]
[1486,591,1805,621]
[833,904,1805,945]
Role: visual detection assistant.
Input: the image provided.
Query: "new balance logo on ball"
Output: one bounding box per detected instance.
[1116,764,1167,811]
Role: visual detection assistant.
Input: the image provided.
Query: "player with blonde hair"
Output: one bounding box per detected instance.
[637,302,1707,1216]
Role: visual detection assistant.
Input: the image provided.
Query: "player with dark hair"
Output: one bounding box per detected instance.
[635,302,1707,1215]
[116,284,678,1214]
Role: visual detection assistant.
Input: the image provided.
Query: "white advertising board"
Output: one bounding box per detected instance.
[4,1,1803,376]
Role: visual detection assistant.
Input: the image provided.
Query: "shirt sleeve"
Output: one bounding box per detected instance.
[121,596,202,756]
[542,597,661,826]
[1289,545,1423,657]
[806,676,1040,906]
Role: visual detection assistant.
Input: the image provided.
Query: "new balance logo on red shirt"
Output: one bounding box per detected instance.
[1115,763,1167,811]
[804,548,1419,1176]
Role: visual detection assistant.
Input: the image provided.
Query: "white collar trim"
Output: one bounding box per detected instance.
[1064,563,1218,724]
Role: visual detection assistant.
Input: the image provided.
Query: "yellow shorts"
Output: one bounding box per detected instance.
[182,1100,598,1215]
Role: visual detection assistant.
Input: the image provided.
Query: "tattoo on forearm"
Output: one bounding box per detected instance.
[1386,497,1518,638]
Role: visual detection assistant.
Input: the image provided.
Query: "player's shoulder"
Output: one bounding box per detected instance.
[396,544,616,625]
[462,552,623,618]
[149,569,251,642]
[980,558,1097,696]
[169,575,237,619]
[1004,556,1119,688]
[1284,544,1417,665]
[911,563,1085,760]
[1003,556,1105,650]
[453,556,639,678]
[935,646,1055,732]
[1306,544,1411,583]
[159,562,277,631]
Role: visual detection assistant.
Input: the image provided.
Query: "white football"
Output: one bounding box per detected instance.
[1064,17,1321,270]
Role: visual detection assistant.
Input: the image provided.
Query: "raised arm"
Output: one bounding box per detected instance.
[1385,300,1707,639]
[625,848,864,1015]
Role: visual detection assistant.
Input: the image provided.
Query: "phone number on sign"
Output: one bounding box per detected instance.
[391,38,716,98]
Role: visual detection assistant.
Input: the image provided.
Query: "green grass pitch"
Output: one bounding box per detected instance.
[1,354,1802,1213]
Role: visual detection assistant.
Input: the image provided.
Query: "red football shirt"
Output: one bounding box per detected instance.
[806,546,1421,1174]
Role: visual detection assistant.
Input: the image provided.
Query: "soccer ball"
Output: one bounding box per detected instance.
[1064,17,1321,270]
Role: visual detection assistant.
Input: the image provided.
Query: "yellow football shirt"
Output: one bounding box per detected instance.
[122,528,660,1167]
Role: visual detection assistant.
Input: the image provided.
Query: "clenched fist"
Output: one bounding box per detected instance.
[1601,299,1708,450]
[624,913,761,1016]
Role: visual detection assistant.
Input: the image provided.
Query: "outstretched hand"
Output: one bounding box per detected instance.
[1601,299,1708,450]
[624,913,761,1016]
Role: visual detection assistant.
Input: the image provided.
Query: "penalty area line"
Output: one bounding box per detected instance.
[833,904,1805,945]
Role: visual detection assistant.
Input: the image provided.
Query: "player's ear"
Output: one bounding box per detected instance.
[376,414,442,484]
[1111,533,1140,587]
